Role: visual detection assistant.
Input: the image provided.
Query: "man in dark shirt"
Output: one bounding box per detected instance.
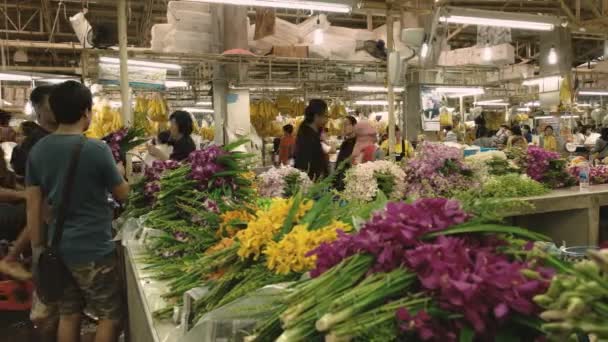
[11,85,58,182]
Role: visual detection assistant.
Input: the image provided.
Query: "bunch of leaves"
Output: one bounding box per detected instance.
[480,174,549,198]
[486,157,521,176]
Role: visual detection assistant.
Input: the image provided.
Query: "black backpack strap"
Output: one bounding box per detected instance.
[50,136,86,247]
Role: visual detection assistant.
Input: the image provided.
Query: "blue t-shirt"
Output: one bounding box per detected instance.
[26,134,124,266]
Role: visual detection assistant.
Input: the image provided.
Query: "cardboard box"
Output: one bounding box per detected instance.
[270,45,309,58]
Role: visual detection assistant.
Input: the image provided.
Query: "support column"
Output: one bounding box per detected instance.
[387,1,396,156]
[211,4,226,145]
[117,0,132,125]
[538,27,572,109]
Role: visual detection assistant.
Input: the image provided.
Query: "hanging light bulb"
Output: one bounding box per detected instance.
[420,42,429,58]
[313,15,324,45]
[548,46,558,65]
[482,45,492,62]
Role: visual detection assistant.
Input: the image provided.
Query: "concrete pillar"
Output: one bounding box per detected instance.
[538,27,572,109]
[405,83,422,142]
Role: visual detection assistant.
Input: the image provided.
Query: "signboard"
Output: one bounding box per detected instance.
[98,63,167,89]
[420,86,441,131]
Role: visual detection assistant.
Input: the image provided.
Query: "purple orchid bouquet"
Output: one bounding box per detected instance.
[259,198,555,342]
[143,159,181,198]
[525,146,576,188]
[103,127,147,163]
[404,143,478,199]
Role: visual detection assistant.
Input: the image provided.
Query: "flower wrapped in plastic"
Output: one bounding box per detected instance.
[257,166,312,198]
[464,150,519,181]
[343,160,406,202]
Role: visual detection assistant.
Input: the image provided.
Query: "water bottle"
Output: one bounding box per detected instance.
[579,161,590,191]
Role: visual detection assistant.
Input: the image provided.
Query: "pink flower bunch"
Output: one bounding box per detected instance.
[403,235,552,336]
[404,143,477,198]
[569,164,608,185]
[526,146,559,182]
[308,198,469,276]
[143,160,181,198]
[397,309,457,342]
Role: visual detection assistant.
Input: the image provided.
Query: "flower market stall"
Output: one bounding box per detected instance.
[114,141,607,342]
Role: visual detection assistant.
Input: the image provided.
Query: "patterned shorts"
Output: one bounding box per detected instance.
[58,253,123,321]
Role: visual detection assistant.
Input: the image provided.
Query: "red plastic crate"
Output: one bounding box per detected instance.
[0,280,33,311]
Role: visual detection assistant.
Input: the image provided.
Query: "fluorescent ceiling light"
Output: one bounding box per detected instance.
[534,116,554,119]
[0,72,36,81]
[165,80,189,88]
[355,100,390,106]
[522,76,561,86]
[579,90,608,96]
[525,101,540,107]
[348,85,405,92]
[575,103,592,107]
[548,46,558,65]
[475,99,504,103]
[561,115,580,119]
[439,7,557,31]
[99,57,182,70]
[420,42,429,58]
[434,87,484,94]
[517,107,531,112]
[247,86,299,91]
[187,0,352,13]
[196,101,213,106]
[38,78,79,84]
[475,101,509,106]
[182,107,214,113]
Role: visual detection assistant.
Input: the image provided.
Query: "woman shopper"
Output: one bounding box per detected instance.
[351,121,380,165]
[148,110,196,161]
[26,81,129,342]
[279,124,296,166]
[507,125,529,150]
[294,99,329,180]
[334,116,357,190]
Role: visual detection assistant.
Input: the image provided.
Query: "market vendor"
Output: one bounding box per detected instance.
[295,99,329,180]
[147,110,196,162]
[592,127,608,159]
[541,125,558,152]
[380,125,414,161]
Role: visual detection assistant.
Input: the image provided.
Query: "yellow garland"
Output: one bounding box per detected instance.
[236,198,312,260]
[264,220,351,275]
[218,209,256,237]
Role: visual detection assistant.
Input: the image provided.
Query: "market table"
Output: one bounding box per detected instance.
[507,184,608,246]
[124,240,180,342]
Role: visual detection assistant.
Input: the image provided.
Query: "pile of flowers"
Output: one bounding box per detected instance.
[251,198,554,342]
[187,145,229,190]
[217,208,256,237]
[524,146,575,188]
[257,166,312,198]
[404,142,478,198]
[342,160,406,202]
[143,159,181,198]
[264,220,351,275]
[236,198,313,260]
[103,127,147,163]
[569,164,608,185]
[464,150,519,181]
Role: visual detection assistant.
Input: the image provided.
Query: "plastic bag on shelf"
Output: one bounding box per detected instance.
[151,24,172,51]
[181,283,293,342]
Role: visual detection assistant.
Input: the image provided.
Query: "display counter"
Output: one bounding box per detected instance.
[507,184,608,246]
[124,240,180,342]
[123,186,608,341]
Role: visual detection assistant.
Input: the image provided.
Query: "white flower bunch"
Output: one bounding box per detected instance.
[343,160,406,202]
[464,151,508,181]
[257,166,312,198]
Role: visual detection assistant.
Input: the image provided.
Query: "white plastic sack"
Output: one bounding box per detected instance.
[151,24,172,51]
[173,11,212,33]
[69,11,92,48]
[167,0,210,24]
[164,29,212,53]
[296,14,330,37]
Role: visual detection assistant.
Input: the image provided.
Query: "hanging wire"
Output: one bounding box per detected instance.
[48,0,67,43]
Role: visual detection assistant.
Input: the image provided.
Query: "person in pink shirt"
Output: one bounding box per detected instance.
[351,121,379,165]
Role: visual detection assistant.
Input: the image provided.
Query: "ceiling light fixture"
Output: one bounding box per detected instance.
[182,107,214,113]
[187,0,351,13]
[0,72,37,81]
[196,101,213,106]
[482,41,492,62]
[354,100,391,106]
[517,107,531,112]
[165,80,189,88]
[475,101,510,106]
[247,86,299,91]
[434,87,485,95]
[439,7,557,31]
[420,42,429,59]
[522,76,562,86]
[548,46,558,65]
[99,57,182,70]
[348,85,405,92]
[579,90,608,96]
